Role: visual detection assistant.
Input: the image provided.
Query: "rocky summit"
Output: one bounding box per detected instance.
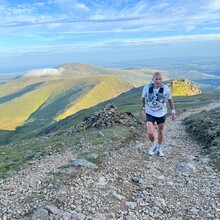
[0,102,220,220]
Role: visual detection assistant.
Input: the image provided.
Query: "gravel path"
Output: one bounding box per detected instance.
[0,102,219,220]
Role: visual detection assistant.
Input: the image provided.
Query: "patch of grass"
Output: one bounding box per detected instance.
[25,194,44,203]
[72,125,138,150]
[48,171,78,185]
[78,152,103,166]
[0,137,67,178]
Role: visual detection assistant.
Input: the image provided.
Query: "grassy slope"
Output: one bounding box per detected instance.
[56,75,132,120]
[0,77,86,130]
[0,75,132,131]
[0,76,60,98]
[0,84,52,130]
[0,82,43,104]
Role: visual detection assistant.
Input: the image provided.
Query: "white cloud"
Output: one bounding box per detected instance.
[2,34,219,59]
[121,34,220,45]
[25,68,65,77]
[53,0,90,13]
[1,0,220,34]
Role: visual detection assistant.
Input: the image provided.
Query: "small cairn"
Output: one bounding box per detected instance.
[68,103,139,134]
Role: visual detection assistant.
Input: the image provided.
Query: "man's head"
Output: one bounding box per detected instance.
[152,72,163,88]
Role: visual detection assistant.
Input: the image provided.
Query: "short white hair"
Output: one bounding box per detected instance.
[153,72,162,78]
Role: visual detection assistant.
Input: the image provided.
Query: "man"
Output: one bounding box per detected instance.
[141,72,176,157]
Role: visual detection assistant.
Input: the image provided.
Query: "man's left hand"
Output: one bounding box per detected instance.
[172,114,176,120]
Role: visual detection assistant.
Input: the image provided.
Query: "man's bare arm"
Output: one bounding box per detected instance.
[168,99,176,120]
[168,99,175,110]
[142,97,145,109]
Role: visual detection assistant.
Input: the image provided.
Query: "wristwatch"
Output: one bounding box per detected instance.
[142,107,145,110]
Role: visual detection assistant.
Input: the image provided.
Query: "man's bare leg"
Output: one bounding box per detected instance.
[147,122,157,155]
[158,123,164,144]
[157,123,165,157]
[147,121,154,142]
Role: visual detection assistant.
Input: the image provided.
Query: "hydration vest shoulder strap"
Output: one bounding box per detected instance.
[159,87,164,94]
[148,83,164,94]
[149,83,154,94]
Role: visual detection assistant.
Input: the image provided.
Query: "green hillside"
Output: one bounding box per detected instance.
[0,75,132,131]
[0,75,60,98]
[56,75,131,120]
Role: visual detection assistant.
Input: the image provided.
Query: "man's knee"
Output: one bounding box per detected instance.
[147,130,154,138]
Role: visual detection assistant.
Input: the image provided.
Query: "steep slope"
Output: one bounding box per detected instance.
[55,75,132,120]
[0,75,132,131]
[0,75,60,98]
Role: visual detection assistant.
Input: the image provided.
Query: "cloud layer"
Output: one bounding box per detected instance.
[1,0,220,33]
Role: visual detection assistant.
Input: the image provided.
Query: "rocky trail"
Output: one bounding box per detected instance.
[0,103,220,220]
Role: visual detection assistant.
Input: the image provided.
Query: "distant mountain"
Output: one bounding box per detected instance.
[0,74,132,131]
[56,62,166,87]
[0,62,165,132]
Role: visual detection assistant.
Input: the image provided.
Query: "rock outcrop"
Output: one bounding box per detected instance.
[68,103,140,134]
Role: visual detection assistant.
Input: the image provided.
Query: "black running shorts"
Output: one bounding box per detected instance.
[146,114,166,125]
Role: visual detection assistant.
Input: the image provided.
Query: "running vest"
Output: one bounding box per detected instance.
[146,83,166,103]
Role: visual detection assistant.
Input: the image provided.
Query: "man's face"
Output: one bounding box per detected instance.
[153,76,163,88]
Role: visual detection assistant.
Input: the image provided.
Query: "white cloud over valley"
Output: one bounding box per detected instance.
[25,68,65,77]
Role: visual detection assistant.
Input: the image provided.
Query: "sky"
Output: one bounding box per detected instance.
[1,0,220,73]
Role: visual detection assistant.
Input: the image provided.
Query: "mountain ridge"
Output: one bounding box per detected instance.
[57,62,163,87]
[0,75,132,130]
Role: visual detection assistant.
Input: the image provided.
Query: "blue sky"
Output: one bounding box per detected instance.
[1,0,220,72]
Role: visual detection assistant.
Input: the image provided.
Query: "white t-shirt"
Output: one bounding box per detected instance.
[142,84,172,117]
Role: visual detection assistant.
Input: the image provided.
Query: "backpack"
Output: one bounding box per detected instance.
[146,83,165,103]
